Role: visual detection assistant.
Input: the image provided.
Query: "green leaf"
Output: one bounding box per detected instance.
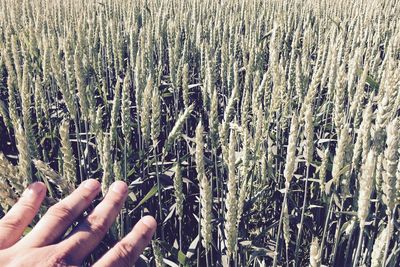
[355,68,379,91]
[23,226,33,236]
[186,235,199,259]
[131,185,157,212]
[127,167,136,178]
[177,250,187,265]
[164,259,179,267]
[338,164,350,177]
[128,192,137,202]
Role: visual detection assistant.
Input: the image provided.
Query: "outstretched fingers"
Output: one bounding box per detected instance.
[93,216,157,267]
[58,181,128,265]
[0,182,46,249]
[20,179,101,248]
[1,179,156,267]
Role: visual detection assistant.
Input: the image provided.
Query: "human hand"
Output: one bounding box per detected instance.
[0,179,157,267]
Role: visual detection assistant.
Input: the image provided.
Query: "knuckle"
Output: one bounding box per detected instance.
[114,242,134,267]
[0,199,37,230]
[47,203,75,221]
[79,190,94,203]
[0,215,23,231]
[47,250,73,267]
[108,197,123,210]
[19,200,37,214]
[80,193,92,204]
[86,214,109,237]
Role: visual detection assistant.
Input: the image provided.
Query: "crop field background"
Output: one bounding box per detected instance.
[0,0,400,266]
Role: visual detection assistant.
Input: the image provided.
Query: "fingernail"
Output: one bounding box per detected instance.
[141,215,157,230]
[23,182,45,197]
[111,181,128,194]
[83,179,100,191]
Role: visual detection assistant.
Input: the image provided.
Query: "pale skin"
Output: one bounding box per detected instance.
[0,179,157,266]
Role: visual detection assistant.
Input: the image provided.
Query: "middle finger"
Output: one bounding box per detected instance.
[59,181,128,265]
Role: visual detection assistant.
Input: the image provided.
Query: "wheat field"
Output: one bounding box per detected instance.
[0,0,400,266]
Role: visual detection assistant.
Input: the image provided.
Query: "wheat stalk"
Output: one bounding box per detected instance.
[15,122,32,188]
[60,119,76,189]
[151,86,161,148]
[284,114,299,186]
[101,135,112,196]
[332,125,351,186]
[163,103,194,155]
[110,78,122,145]
[152,240,165,267]
[141,75,153,145]
[121,72,132,144]
[225,130,238,260]
[33,159,73,195]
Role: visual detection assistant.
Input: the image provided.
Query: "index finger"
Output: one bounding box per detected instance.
[20,179,101,248]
